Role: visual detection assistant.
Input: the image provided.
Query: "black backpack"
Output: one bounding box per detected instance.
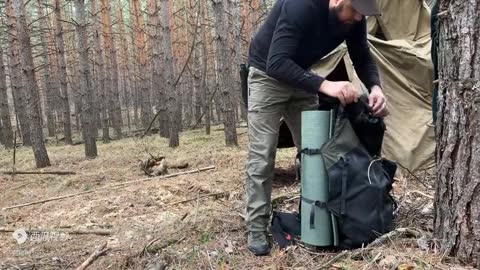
[272,99,397,250]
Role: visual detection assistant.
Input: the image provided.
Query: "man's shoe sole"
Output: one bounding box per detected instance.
[248,245,271,256]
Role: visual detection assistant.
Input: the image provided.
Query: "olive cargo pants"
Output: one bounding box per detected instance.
[246,67,318,232]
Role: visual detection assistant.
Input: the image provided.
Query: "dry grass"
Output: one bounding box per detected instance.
[0,126,472,270]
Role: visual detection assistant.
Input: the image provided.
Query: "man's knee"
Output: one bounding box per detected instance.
[247,133,278,176]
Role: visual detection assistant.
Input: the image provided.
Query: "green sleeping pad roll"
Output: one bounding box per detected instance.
[300,110,333,247]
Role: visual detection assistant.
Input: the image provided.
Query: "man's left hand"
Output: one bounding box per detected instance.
[368,86,389,117]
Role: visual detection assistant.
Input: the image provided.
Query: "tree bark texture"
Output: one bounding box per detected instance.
[74,0,98,158]
[100,0,123,138]
[212,0,238,146]
[434,0,480,267]
[53,0,73,145]
[160,0,179,147]
[6,0,31,146]
[0,39,14,149]
[132,0,153,129]
[37,0,59,137]
[91,0,110,143]
[12,0,51,168]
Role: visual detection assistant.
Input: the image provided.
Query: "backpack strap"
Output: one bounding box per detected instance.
[341,158,349,215]
[340,157,349,216]
[301,196,327,229]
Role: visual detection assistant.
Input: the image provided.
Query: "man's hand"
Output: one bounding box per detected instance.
[319,80,359,106]
[368,86,389,117]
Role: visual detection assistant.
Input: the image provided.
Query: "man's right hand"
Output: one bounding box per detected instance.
[319,80,359,106]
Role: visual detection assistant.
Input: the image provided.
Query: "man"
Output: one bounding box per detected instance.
[245,0,389,256]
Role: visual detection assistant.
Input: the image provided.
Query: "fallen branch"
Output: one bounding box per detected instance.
[395,162,430,189]
[2,189,97,211]
[285,195,301,203]
[237,212,245,220]
[314,250,349,270]
[436,10,449,18]
[362,251,383,270]
[311,228,423,270]
[61,229,111,236]
[9,182,28,191]
[143,235,187,255]
[2,166,216,211]
[408,190,434,200]
[205,247,214,270]
[75,242,109,270]
[368,228,422,248]
[169,191,227,206]
[0,228,112,236]
[272,192,299,205]
[1,171,76,176]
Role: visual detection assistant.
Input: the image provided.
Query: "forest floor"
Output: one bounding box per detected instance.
[0,125,474,270]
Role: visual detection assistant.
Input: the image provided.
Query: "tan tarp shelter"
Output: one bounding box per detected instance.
[311,0,435,171]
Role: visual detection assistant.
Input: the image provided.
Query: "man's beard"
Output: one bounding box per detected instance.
[328,5,355,38]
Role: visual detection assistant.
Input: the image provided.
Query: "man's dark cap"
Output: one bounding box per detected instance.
[351,0,381,16]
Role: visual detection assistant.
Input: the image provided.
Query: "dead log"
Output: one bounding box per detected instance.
[139,155,189,176]
[75,242,109,270]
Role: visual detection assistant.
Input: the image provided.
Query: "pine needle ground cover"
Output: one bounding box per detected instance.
[0,127,470,269]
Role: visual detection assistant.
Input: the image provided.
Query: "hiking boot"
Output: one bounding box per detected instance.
[247,231,270,256]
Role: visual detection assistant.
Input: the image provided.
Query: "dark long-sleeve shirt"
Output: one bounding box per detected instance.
[248,0,381,94]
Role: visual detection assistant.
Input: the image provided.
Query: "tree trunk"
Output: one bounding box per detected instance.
[74,0,98,158]
[91,0,110,143]
[100,0,123,138]
[192,25,203,125]
[62,0,81,136]
[133,63,140,128]
[132,0,153,130]
[37,0,58,138]
[177,82,184,132]
[211,0,238,144]
[53,0,73,145]
[181,0,193,128]
[86,0,101,138]
[127,0,140,130]
[0,40,14,149]
[434,0,480,267]
[146,0,162,136]
[160,0,179,147]
[6,1,31,146]
[232,0,247,121]
[183,71,193,128]
[117,1,132,131]
[97,0,112,141]
[147,0,168,137]
[12,0,51,167]
[200,2,211,135]
[250,0,259,39]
